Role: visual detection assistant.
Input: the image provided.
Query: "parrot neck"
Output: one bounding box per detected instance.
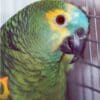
[8,53,67,100]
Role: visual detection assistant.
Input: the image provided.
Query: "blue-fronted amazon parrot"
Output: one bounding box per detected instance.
[0,0,89,100]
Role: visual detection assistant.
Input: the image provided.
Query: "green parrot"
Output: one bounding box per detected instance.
[0,0,89,100]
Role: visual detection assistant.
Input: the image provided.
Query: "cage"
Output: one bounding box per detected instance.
[0,0,100,100]
[67,0,100,100]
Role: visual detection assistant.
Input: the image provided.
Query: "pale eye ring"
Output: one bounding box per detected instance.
[55,15,67,27]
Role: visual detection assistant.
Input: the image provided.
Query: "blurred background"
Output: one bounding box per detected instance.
[0,0,100,100]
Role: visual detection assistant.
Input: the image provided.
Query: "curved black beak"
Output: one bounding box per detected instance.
[60,28,88,63]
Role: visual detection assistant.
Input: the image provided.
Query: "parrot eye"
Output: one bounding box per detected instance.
[55,15,67,26]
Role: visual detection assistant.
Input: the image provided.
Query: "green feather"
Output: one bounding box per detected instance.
[41,0,65,1]
[0,0,89,100]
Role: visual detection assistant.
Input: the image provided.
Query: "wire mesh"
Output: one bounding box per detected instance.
[67,0,100,100]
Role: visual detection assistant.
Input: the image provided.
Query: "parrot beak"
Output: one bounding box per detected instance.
[60,28,88,63]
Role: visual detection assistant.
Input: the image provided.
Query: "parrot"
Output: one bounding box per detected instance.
[0,0,89,100]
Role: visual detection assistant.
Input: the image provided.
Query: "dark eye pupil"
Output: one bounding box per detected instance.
[56,15,65,25]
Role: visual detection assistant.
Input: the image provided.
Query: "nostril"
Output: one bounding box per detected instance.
[76,28,85,38]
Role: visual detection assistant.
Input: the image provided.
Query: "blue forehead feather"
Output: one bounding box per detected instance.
[67,7,89,34]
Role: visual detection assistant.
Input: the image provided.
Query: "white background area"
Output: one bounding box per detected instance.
[0,0,39,27]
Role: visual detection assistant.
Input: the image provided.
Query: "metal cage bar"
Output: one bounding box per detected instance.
[67,0,100,100]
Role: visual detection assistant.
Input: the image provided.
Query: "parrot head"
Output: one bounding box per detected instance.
[28,0,89,63]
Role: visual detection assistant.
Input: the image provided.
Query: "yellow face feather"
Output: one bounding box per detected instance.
[45,4,75,51]
[46,9,70,34]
